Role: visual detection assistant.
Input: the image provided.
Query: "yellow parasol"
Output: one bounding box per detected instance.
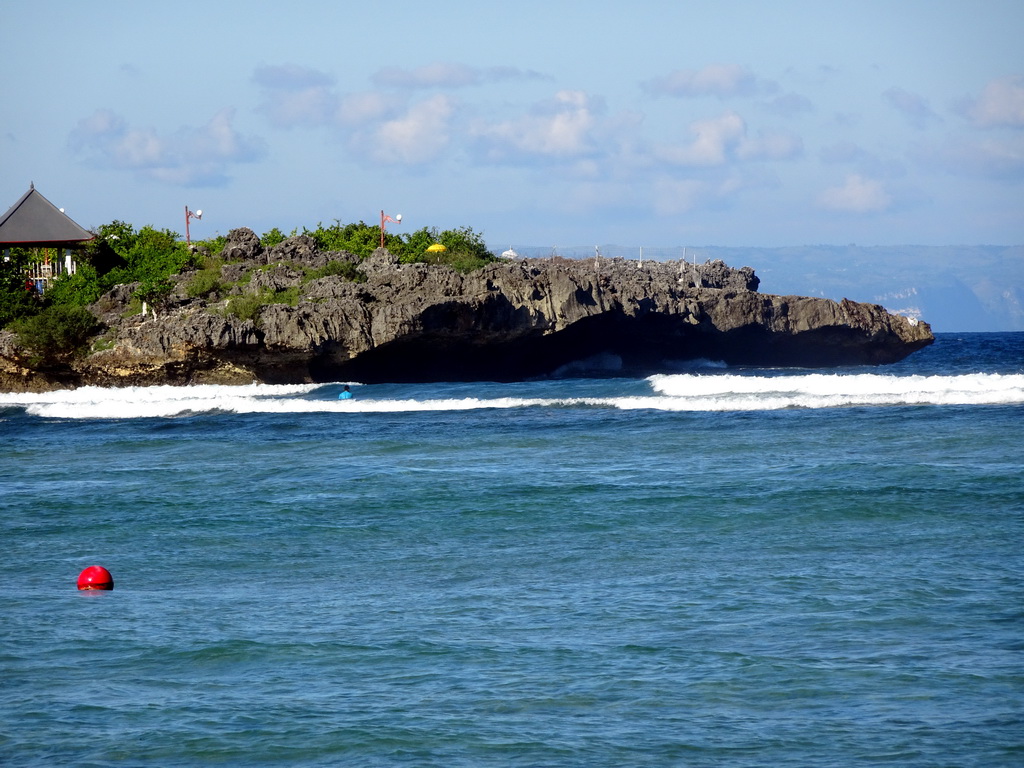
[425,243,447,253]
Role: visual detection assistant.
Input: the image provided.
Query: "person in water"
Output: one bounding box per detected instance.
[339,385,353,400]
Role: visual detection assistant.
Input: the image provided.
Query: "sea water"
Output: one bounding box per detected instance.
[1,332,1022,767]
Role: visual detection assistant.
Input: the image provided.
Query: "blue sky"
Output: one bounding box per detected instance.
[3,0,1022,251]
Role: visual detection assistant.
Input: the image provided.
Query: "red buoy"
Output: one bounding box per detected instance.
[77,565,114,591]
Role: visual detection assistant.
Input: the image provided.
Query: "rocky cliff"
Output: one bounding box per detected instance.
[0,228,934,391]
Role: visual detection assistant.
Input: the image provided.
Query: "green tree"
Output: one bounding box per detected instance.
[11,304,99,358]
[185,267,224,298]
[402,226,438,255]
[261,227,288,249]
[437,226,492,262]
[305,260,367,283]
[96,220,137,256]
[44,263,103,308]
[0,252,38,328]
[398,225,495,272]
[199,233,228,257]
[134,277,175,312]
[75,220,197,297]
[2,217,500,332]
[305,221,385,256]
[125,225,196,283]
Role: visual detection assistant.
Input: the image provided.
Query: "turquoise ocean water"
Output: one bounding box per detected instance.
[2,332,1023,767]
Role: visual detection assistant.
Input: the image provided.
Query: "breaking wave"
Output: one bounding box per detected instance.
[2,371,1022,420]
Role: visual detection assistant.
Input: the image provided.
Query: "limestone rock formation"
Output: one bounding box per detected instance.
[0,227,933,390]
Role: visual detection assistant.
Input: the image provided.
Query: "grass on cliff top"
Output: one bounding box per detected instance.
[0,218,497,364]
[186,257,367,302]
[304,259,367,282]
[405,250,494,273]
[201,247,494,326]
[186,266,225,298]
[220,287,304,325]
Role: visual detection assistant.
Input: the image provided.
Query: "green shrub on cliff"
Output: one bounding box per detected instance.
[124,225,199,284]
[304,221,390,256]
[399,225,495,272]
[223,293,264,323]
[133,277,175,311]
[0,253,38,328]
[305,260,367,283]
[201,234,228,257]
[221,287,301,325]
[11,305,100,358]
[209,220,495,268]
[0,284,37,329]
[85,223,198,296]
[44,263,104,308]
[80,220,132,276]
[186,267,224,298]
[260,228,290,249]
[2,217,497,335]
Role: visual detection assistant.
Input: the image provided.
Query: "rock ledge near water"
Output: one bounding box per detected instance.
[0,228,934,391]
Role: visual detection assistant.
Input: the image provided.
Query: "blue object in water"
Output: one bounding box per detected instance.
[338,389,353,400]
[1,334,1022,767]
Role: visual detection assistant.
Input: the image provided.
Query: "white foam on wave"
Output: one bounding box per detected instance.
[649,372,1024,409]
[0,382,321,419]
[2,385,564,419]
[4,372,1022,419]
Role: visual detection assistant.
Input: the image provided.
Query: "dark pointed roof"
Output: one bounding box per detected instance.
[0,184,95,247]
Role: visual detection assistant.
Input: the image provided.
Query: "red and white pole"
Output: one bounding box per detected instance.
[185,206,203,245]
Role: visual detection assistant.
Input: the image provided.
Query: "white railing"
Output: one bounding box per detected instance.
[21,251,78,294]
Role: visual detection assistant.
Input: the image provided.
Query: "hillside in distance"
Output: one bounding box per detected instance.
[505,245,1023,333]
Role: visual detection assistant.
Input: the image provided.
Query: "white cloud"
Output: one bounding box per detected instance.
[373,62,479,89]
[368,94,456,164]
[965,136,1024,178]
[190,109,257,159]
[115,128,164,167]
[251,60,555,168]
[651,178,705,215]
[656,111,745,166]
[371,62,551,89]
[560,177,634,214]
[818,142,901,179]
[264,86,339,128]
[68,108,265,186]
[336,91,404,126]
[253,64,340,128]
[764,92,814,116]
[70,109,126,141]
[643,64,758,98]
[483,66,551,83]
[252,63,335,90]
[883,87,939,129]
[921,134,1024,180]
[817,174,892,213]
[469,90,600,161]
[654,112,801,168]
[819,141,869,164]
[737,130,803,161]
[962,74,1024,128]
[650,174,750,215]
